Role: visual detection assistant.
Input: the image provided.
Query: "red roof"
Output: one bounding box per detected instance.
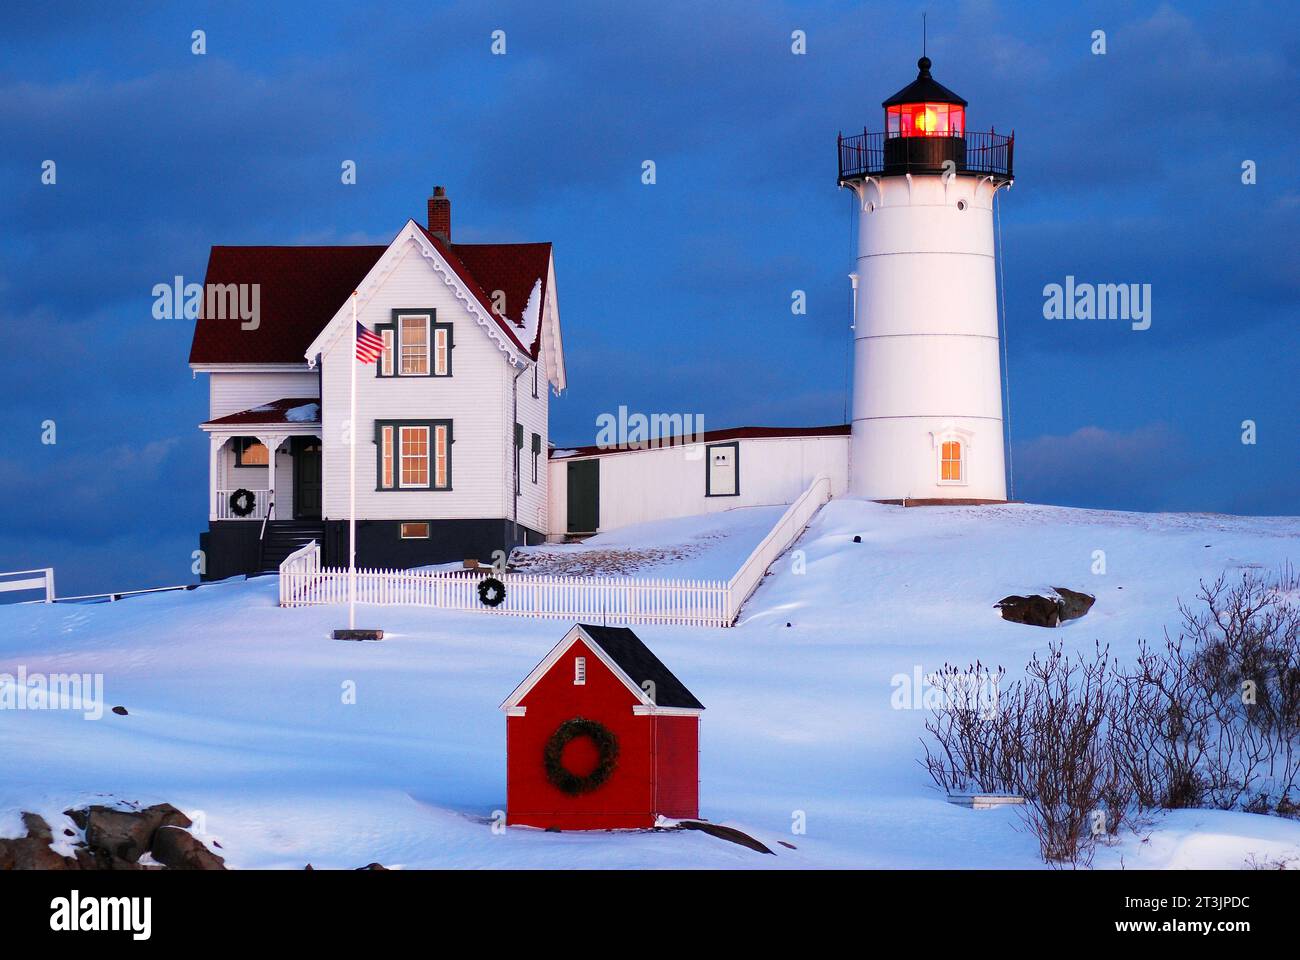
[189,223,552,365]
[202,397,321,428]
[550,424,851,459]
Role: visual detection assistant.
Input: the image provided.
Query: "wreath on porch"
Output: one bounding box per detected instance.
[228,488,257,518]
[543,717,620,795]
[477,576,506,607]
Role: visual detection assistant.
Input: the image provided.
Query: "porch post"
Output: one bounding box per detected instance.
[209,435,223,520]
[260,434,285,520]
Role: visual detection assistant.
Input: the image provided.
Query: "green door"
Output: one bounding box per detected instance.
[293,437,322,520]
[566,459,599,535]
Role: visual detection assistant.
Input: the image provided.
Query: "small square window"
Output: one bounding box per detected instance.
[400,522,430,539]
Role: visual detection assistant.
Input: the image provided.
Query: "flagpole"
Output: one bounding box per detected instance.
[349,291,358,630]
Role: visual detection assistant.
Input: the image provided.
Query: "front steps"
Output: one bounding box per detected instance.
[258,521,325,573]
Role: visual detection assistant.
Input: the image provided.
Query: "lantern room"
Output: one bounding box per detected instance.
[883,57,967,138]
[881,56,968,173]
[837,55,1012,182]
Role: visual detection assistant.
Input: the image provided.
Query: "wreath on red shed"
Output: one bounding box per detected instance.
[543,717,620,795]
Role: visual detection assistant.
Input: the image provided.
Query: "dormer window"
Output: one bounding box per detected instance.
[400,315,429,375]
[377,311,452,377]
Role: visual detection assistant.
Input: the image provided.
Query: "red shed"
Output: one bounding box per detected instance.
[500,623,705,830]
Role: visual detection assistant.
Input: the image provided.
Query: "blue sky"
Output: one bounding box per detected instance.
[1,1,1296,596]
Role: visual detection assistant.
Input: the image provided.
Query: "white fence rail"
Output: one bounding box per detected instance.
[725,474,831,622]
[0,567,54,603]
[214,488,272,520]
[279,476,831,628]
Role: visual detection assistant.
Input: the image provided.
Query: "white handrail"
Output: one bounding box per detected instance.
[725,474,831,622]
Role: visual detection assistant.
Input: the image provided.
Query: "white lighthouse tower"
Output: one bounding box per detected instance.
[839,56,1014,502]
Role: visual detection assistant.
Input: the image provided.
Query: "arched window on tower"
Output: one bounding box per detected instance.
[939,440,963,483]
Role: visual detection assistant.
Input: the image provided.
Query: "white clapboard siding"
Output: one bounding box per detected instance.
[548,434,848,534]
[318,241,540,523]
[209,371,319,419]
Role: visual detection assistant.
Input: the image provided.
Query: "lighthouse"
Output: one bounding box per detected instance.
[838,56,1014,502]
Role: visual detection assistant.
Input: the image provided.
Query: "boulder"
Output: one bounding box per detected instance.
[996,594,1061,628]
[150,826,226,870]
[1053,586,1096,621]
[81,803,192,863]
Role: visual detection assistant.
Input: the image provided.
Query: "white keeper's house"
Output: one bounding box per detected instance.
[190,56,1014,581]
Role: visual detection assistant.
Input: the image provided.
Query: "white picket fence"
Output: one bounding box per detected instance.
[278,474,831,628]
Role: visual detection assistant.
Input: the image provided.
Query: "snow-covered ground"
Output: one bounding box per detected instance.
[1,499,1297,869]
[509,504,785,578]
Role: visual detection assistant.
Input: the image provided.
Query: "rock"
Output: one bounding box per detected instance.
[81,803,192,863]
[111,706,128,716]
[1052,586,1096,621]
[0,836,74,870]
[21,812,52,844]
[304,863,314,871]
[355,862,388,870]
[853,535,862,543]
[150,826,226,871]
[63,808,88,830]
[996,594,1061,628]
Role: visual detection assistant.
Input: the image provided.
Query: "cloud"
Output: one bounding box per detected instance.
[1014,423,1191,510]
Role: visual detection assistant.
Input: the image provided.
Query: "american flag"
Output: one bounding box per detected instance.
[355,321,385,364]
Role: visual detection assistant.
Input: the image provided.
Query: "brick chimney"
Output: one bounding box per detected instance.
[427,186,451,242]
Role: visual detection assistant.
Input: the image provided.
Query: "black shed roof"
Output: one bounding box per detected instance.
[579,624,705,710]
[882,56,968,107]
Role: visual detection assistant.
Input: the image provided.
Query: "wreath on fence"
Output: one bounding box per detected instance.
[543,717,620,795]
[477,576,506,607]
[228,488,257,517]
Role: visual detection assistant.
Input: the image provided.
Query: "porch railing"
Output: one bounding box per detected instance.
[214,488,272,520]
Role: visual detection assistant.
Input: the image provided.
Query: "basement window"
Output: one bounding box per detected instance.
[400,522,430,539]
[574,656,586,685]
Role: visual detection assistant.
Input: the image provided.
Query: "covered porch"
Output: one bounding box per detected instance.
[201,398,323,522]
